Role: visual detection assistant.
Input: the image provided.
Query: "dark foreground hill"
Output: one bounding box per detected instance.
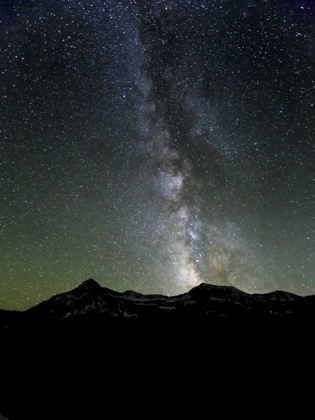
[1,279,314,419]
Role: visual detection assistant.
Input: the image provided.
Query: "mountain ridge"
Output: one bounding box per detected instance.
[1,278,314,330]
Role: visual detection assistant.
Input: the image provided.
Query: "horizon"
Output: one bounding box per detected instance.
[0,276,310,312]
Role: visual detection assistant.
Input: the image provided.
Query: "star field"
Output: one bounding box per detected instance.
[1,0,315,310]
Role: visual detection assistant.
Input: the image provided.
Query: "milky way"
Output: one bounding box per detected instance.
[1,0,315,309]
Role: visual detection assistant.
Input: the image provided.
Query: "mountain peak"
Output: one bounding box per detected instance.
[78,278,101,289]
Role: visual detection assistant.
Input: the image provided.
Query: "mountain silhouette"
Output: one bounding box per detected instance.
[0,279,313,420]
[1,278,314,332]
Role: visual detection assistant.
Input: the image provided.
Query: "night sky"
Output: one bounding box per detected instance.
[1,0,315,310]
